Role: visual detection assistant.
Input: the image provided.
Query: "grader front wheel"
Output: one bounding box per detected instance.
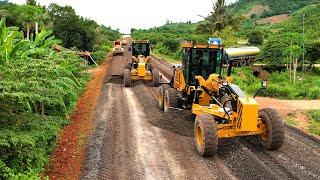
[194,114,218,157]
[124,69,131,87]
[152,69,160,87]
[158,84,170,110]
[163,88,179,112]
[259,108,285,150]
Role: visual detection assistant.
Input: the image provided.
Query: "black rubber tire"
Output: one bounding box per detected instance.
[239,59,247,67]
[152,69,160,87]
[147,63,154,71]
[164,88,179,112]
[194,114,218,157]
[247,59,254,66]
[259,108,285,150]
[124,69,131,87]
[158,84,170,110]
[125,63,131,70]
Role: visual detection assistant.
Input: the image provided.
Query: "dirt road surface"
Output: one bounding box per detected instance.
[81,49,320,180]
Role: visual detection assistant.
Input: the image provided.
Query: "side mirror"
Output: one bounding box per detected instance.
[223,52,229,62]
[253,81,268,98]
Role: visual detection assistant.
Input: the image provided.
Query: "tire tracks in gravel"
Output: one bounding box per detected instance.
[146,84,320,180]
[148,57,320,179]
[82,47,320,180]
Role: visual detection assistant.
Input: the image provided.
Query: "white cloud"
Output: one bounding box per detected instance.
[9,0,237,34]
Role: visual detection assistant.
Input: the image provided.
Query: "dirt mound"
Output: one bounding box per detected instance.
[256,14,290,25]
[245,4,270,18]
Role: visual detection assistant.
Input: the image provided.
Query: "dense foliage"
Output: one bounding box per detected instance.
[307,110,320,136]
[261,4,320,66]
[0,17,89,179]
[232,67,320,100]
[0,0,120,63]
[230,0,320,18]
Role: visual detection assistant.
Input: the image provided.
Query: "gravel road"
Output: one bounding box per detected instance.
[81,49,320,180]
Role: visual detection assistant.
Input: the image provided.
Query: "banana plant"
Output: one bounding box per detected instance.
[20,29,62,59]
[0,18,30,64]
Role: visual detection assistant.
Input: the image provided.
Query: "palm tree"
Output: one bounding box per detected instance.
[197,0,244,35]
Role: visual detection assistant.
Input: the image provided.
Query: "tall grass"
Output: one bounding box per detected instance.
[231,67,320,99]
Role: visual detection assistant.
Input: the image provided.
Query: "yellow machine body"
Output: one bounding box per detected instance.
[192,98,264,138]
[138,63,147,77]
[130,55,153,81]
[170,43,266,138]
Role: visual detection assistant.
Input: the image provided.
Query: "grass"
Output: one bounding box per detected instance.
[285,117,299,127]
[152,51,181,64]
[231,67,320,99]
[307,110,320,136]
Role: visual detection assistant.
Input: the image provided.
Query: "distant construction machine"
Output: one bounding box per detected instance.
[124,40,160,87]
[112,40,124,56]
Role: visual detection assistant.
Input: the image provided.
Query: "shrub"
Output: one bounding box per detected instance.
[248,30,264,45]
[308,110,320,136]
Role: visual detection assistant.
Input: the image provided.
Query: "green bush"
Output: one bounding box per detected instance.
[248,30,264,45]
[308,110,320,136]
[0,19,89,178]
[231,67,320,100]
[92,50,108,64]
[0,113,68,178]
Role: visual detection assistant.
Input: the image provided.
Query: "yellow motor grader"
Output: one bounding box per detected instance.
[124,40,160,87]
[158,41,285,156]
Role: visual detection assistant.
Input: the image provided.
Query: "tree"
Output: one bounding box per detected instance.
[197,0,244,35]
[248,30,264,45]
[26,0,37,6]
[306,41,320,68]
[16,5,43,39]
[195,21,212,35]
[47,3,92,50]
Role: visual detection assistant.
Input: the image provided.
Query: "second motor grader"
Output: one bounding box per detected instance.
[124,40,160,87]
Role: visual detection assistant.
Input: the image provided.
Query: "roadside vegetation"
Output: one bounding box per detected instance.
[0,0,120,178]
[231,67,320,100]
[307,110,320,136]
[0,0,120,64]
[285,110,320,137]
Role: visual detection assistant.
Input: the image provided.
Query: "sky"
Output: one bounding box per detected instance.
[9,0,237,34]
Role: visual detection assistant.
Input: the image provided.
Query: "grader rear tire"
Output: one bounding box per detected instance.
[164,88,179,112]
[124,69,131,87]
[259,108,285,150]
[125,63,131,70]
[152,69,160,87]
[158,84,170,110]
[194,114,218,157]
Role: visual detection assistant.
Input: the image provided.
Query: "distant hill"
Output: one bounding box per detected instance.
[272,4,320,41]
[230,0,320,19]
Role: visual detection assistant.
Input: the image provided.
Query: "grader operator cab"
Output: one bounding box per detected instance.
[123,40,160,87]
[159,41,285,156]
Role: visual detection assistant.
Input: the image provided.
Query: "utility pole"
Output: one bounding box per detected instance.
[302,13,305,74]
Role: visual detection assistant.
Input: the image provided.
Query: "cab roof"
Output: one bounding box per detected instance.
[181,41,224,49]
[132,40,149,44]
